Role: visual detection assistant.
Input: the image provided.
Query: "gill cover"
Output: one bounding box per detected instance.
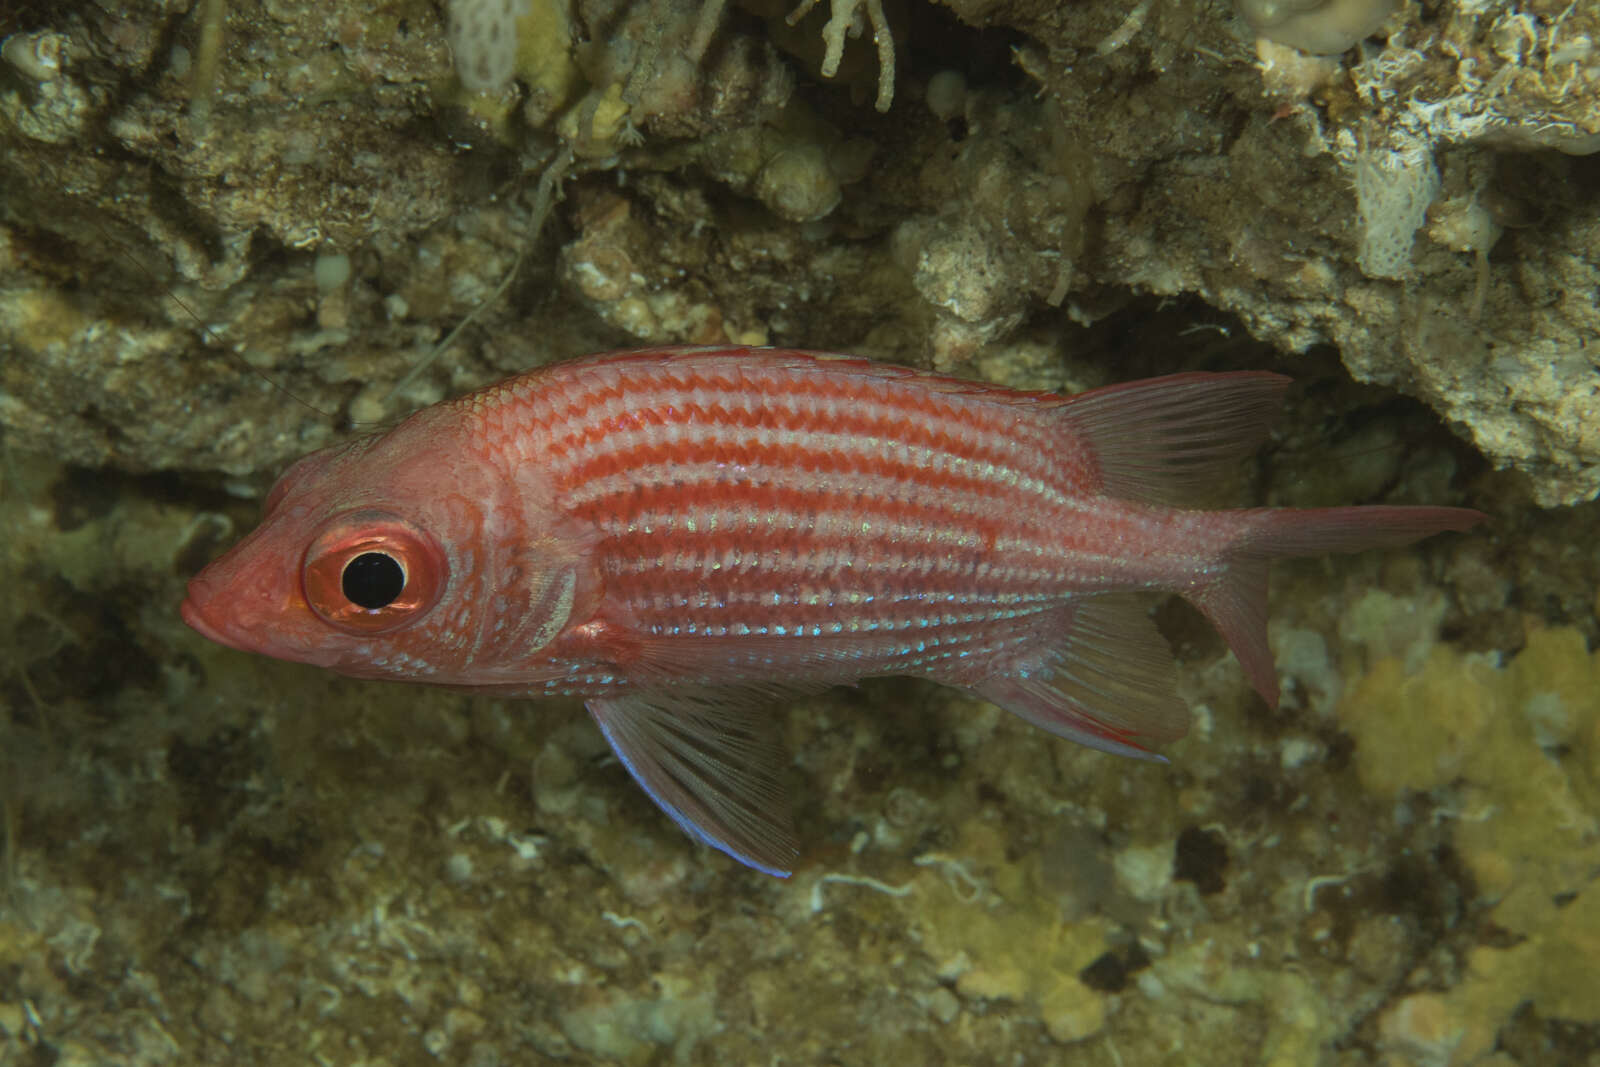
[303,510,446,634]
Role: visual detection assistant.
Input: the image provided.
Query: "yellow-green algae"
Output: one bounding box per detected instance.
[907,818,1116,1044]
[1341,624,1600,1064]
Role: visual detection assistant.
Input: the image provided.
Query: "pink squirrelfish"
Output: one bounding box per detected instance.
[181,347,1482,876]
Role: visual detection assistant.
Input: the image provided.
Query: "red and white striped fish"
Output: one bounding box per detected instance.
[181,347,1482,875]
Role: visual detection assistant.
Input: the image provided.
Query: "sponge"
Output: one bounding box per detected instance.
[1354,138,1439,280]
[1236,0,1396,55]
[448,0,527,91]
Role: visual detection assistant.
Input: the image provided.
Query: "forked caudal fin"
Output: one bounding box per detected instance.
[1056,370,1484,715]
[1190,506,1485,707]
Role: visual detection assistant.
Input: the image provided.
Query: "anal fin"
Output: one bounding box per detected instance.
[971,597,1189,760]
[1189,553,1273,706]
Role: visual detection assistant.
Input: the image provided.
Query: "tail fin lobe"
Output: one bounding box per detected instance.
[1191,506,1484,707]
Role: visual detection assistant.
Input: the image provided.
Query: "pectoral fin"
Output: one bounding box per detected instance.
[587,689,799,877]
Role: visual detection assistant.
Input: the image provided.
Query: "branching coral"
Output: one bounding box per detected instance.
[783,0,896,112]
[451,0,895,113]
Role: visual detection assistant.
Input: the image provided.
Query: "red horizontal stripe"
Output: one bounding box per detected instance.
[525,369,1061,477]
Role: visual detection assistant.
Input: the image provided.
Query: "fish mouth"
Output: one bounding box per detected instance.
[180,576,275,656]
[181,574,345,668]
[180,581,244,651]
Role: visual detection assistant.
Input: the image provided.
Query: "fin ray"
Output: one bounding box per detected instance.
[972,597,1188,760]
[588,688,800,877]
[1191,505,1485,706]
[1058,372,1290,506]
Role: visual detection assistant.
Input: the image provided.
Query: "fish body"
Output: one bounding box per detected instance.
[182,347,1482,875]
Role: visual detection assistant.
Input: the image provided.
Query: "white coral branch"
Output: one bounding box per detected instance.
[785,0,895,111]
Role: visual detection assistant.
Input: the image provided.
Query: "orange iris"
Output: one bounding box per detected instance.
[302,510,446,633]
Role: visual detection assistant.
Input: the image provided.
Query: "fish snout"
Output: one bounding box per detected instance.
[182,554,356,668]
[181,566,296,657]
[181,574,246,651]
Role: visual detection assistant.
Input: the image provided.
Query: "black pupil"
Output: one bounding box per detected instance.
[342,552,405,609]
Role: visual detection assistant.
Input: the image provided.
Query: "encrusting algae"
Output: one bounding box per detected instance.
[1342,624,1600,1064]
[4,0,1600,1064]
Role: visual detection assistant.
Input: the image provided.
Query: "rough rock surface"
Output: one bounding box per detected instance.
[3,0,1599,1064]
[5,0,1598,501]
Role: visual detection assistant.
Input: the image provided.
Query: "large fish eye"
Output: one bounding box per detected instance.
[302,511,446,633]
[342,552,406,609]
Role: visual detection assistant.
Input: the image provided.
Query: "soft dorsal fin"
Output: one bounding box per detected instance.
[587,688,800,877]
[1057,372,1290,506]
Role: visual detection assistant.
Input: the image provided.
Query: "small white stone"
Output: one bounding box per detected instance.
[926,70,967,120]
[314,252,352,293]
[3,30,66,81]
[1280,736,1322,770]
[925,986,960,1024]
[1114,843,1174,902]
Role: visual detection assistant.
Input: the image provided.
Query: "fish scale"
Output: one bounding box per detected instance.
[502,360,1101,660]
[182,346,1484,876]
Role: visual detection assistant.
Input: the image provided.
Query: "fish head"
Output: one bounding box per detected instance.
[182,406,587,683]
